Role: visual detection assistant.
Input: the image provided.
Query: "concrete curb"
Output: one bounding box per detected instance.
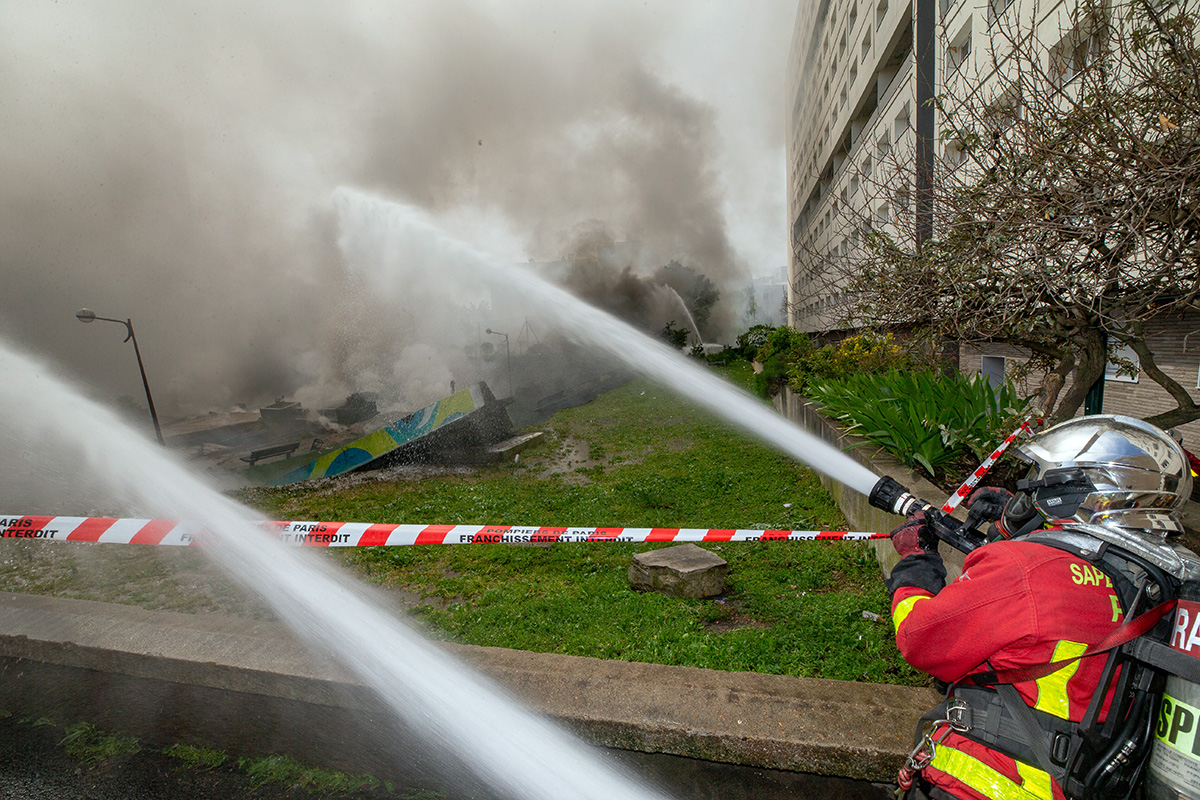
[0,592,936,790]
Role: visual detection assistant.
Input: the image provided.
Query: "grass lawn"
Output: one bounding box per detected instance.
[241,362,923,686]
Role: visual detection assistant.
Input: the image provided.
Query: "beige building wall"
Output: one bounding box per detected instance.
[786,0,916,332]
[960,309,1200,448]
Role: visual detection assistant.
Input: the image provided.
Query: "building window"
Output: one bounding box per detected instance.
[894,103,911,140]
[1106,343,1141,383]
[876,0,888,29]
[876,203,890,225]
[985,91,1021,136]
[988,0,1014,24]
[862,155,873,178]
[862,29,872,62]
[948,23,972,73]
[980,356,1006,389]
[945,139,968,167]
[1051,27,1098,87]
[877,132,891,160]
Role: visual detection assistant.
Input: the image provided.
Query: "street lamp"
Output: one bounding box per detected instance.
[76,309,165,445]
[485,328,512,398]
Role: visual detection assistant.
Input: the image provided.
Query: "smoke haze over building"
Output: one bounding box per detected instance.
[0,0,794,417]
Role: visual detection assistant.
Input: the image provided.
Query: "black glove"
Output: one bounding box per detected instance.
[889,510,938,558]
[967,487,1014,523]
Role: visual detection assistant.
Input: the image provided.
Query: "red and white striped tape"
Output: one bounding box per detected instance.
[0,515,888,546]
[941,418,1038,513]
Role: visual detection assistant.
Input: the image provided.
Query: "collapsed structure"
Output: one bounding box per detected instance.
[267,383,517,485]
[165,383,530,486]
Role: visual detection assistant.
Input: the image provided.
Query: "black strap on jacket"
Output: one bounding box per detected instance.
[947,684,1075,778]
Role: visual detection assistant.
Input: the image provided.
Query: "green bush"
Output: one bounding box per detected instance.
[789,332,917,395]
[660,320,690,349]
[807,370,1029,480]
[751,326,812,398]
[734,324,774,359]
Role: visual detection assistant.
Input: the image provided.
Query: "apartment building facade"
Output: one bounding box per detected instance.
[785,0,1200,445]
[786,0,917,331]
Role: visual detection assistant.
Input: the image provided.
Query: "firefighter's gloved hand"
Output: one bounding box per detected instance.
[890,511,937,558]
[967,487,1014,522]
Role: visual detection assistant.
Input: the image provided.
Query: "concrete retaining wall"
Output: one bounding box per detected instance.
[773,388,965,578]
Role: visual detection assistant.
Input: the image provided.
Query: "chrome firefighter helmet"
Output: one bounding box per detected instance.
[1008,414,1192,535]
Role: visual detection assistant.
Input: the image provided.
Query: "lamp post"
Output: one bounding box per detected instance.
[485,328,512,398]
[76,309,164,445]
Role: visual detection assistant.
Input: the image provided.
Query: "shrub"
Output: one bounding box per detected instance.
[751,326,812,398]
[734,324,774,359]
[807,370,1029,481]
[660,320,690,349]
[789,332,916,395]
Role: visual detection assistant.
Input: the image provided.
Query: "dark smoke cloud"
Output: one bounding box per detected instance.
[0,0,792,419]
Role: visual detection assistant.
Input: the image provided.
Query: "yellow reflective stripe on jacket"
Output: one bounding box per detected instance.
[893,595,928,632]
[1016,761,1053,800]
[930,744,1054,800]
[1034,640,1088,719]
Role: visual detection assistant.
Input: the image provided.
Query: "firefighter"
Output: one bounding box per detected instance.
[887,414,1194,800]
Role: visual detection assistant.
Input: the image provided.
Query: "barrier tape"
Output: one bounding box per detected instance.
[0,516,888,547]
[940,418,1039,514]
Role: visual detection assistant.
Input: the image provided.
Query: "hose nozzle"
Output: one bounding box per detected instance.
[868,476,932,518]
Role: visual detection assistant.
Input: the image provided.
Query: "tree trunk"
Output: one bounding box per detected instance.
[1123,327,1200,429]
[1050,327,1108,423]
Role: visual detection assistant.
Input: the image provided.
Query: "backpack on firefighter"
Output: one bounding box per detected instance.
[879,415,1200,800]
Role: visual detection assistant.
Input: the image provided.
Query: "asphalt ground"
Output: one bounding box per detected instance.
[0,716,412,800]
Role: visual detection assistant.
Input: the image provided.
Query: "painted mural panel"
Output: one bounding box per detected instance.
[272,385,484,485]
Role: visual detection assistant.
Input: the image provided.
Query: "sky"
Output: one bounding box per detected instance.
[0,0,799,417]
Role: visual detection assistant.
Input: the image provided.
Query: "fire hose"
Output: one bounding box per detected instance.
[867,415,1039,554]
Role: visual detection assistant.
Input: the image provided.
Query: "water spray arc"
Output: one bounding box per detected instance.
[334,188,882,498]
[666,287,703,346]
[0,340,674,800]
[2,190,1037,799]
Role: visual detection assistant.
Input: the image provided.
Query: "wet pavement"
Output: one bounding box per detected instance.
[0,715,405,800]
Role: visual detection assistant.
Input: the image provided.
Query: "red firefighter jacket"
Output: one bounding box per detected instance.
[890,537,1125,800]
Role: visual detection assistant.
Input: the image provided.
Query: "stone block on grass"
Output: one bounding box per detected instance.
[628,544,729,598]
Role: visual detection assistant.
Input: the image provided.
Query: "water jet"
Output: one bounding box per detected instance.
[332,188,881,498]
